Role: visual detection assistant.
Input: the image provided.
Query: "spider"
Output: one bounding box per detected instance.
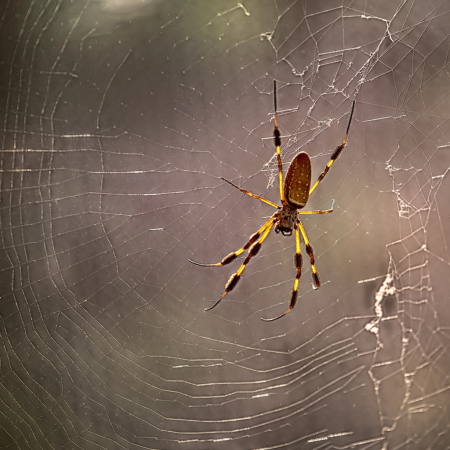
[189,81,356,321]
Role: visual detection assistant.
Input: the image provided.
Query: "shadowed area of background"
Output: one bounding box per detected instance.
[1,0,450,448]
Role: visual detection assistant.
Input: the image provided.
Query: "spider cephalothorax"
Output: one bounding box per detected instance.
[189,81,355,321]
[275,204,297,236]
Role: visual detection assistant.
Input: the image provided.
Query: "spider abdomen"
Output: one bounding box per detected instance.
[284,152,311,209]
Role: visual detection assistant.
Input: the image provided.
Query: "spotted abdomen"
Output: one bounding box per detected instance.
[284,152,311,209]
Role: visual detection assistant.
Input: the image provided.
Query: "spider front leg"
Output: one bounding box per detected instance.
[204,218,275,311]
[309,100,356,196]
[262,225,303,321]
[273,80,284,203]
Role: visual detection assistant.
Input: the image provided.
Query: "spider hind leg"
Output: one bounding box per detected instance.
[262,226,303,321]
[297,221,321,290]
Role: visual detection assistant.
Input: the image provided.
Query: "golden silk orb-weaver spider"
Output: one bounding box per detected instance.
[189,81,356,321]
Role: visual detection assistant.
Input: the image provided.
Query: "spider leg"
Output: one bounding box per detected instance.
[221,177,280,209]
[188,214,276,267]
[297,220,321,289]
[261,225,302,321]
[297,199,335,215]
[204,218,275,311]
[273,80,284,203]
[309,100,356,196]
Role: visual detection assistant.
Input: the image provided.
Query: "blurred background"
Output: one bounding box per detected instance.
[1,0,450,448]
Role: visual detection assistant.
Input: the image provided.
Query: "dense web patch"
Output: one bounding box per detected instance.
[2,0,450,449]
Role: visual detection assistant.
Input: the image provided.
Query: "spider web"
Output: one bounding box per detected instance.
[1,0,450,448]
